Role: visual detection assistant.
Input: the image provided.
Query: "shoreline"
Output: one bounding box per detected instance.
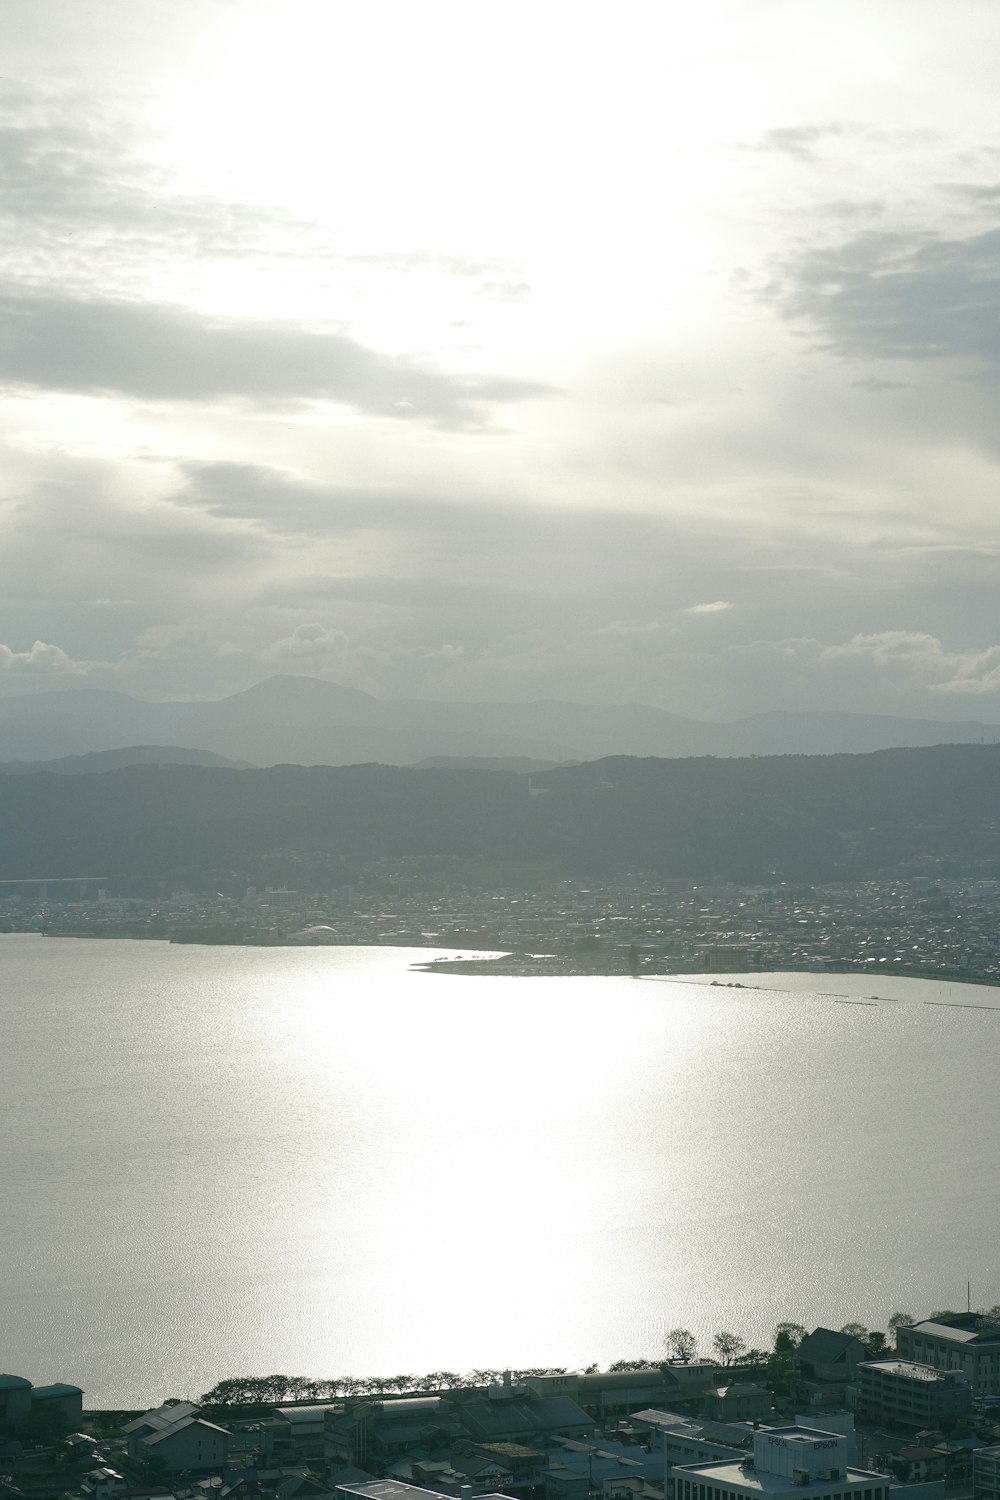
[22,928,1000,991]
[415,952,1000,989]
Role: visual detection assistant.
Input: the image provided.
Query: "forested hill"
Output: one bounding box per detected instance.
[1,743,999,889]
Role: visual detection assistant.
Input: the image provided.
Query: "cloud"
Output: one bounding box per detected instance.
[852,376,910,392]
[0,287,553,426]
[823,630,1000,695]
[594,620,663,636]
[752,123,854,161]
[268,622,348,659]
[733,630,1000,699]
[0,639,93,674]
[684,600,733,614]
[768,225,1000,368]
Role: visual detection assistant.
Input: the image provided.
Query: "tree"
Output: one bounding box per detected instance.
[765,1347,796,1399]
[839,1323,869,1343]
[773,1322,807,1352]
[865,1332,889,1358]
[887,1312,914,1346]
[713,1331,747,1366]
[735,1347,769,1369]
[666,1328,697,1363]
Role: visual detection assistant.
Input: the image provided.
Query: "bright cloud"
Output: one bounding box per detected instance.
[0,3,999,718]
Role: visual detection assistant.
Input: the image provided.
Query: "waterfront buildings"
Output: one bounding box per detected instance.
[895,1317,1000,1397]
[0,1371,83,1428]
[856,1361,972,1429]
[669,1426,889,1500]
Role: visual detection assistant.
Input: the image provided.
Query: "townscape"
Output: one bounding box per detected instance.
[6,1317,1000,1500]
[6,876,1000,987]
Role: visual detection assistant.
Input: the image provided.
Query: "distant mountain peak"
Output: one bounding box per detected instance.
[227,674,377,707]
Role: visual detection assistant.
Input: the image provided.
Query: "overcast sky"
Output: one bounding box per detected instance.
[4,0,1000,719]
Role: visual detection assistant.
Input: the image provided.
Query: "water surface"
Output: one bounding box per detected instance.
[2,936,998,1406]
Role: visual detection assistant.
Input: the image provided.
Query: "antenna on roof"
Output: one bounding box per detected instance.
[968,1281,972,1314]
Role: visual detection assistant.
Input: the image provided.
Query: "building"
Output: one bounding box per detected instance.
[793,1331,867,1400]
[856,1361,972,1429]
[631,1409,753,1484]
[79,1467,127,1500]
[0,1374,83,1431]
[123,1403,229,1472]
[140,1416,230,1471]
[33,1383,85,1428]
[973,1444,1000,1500]
[335,1480,519,1500]
[124,1401,202,1460]
[704,1387,771,1425]
[669,1426,890,1500]
[0,1377,32,1426]
[896,1317,1000,1396]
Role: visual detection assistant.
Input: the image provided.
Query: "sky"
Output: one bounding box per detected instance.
[4,0,1000,720]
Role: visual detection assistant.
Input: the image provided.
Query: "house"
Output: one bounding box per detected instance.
[124,1402,203,1458]
[80,1467,128,1500]
[703,1386,771,1424]
[275,1405,340,1459]
[891,1448,948,1483]
[140,1416,230,1472]
[123,1404,229,1472]
[793,1330,867,1399]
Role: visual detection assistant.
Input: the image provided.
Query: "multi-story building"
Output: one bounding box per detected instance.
[669,1426,889,1500]
[973,1445,1000,1500]
[895,1317,1000,1396]
[856,1360,971,1429]
[0,1373,83,1430]
[0,1376,33,1425]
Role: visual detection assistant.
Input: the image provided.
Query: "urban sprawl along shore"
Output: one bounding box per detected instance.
[9,1316,1000,1500]
[6,875,1000,986]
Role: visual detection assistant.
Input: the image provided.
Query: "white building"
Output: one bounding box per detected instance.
[670,1426,889,1500]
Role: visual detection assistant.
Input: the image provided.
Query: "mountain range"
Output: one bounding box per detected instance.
[0,674,998,766]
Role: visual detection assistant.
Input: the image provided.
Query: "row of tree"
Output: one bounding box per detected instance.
[201,1311,949,1408]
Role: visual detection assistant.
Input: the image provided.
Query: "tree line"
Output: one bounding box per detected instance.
[200,1311,938,1408]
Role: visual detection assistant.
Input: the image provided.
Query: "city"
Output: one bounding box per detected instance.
[5,876,999,988]
[8,1317,1000,1500]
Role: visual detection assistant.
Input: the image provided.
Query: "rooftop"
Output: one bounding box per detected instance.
[862,1361,948,1381]
[672,1460,887,1495]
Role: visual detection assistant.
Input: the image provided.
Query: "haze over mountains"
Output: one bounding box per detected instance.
[1,674,999,768]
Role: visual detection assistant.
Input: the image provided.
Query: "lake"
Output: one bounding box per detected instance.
[2,935,998,1407]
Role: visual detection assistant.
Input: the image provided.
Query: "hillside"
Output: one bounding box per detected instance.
[0,743,998,890]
